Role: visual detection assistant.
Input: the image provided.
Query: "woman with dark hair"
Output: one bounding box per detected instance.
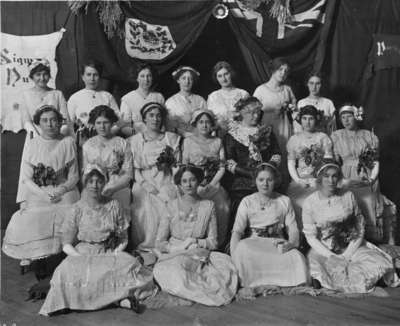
[182,109,230,248]
[286,105,333,223]
[225,96,281,220]
[253,57,296,151]
[302,159,399,293]
[121,63,165,134]
[153,165,238,306]
[39,165,155,316]
[128,102,180,251]
[331,105,397,244]
[15,59,70,205]
[3,105,79,277]
[296,72,336,134]
[207,61,249,136]
[165,66,207,137]
[82,105,133,221]
[231,163,308,289]
[67,60,119,127]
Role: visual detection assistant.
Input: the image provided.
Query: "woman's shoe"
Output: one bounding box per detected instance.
[311,278,321,289]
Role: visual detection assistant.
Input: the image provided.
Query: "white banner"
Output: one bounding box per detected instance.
[1,29,64,132]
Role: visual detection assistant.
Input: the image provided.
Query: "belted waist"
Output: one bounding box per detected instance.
[250,226,284,238]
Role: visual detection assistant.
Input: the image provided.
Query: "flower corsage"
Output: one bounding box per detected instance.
[156,145,177,175]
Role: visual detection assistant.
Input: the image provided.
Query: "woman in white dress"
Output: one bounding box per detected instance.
[182,109,230,248]
[82,106,133,221]
[207,61,249,136]
[165,66,206,137]
[253,57,296,151]
[302,159,399,293]
[296,72,336,134]
[121,63,165,134]
[16,59,70,205]
[153,165,238,306]
[231,163,308,289]
[128,102,180,252]
[3,106,79,277]
[67,61,119,128]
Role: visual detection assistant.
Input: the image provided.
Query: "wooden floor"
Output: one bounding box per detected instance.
[2,252,400,326]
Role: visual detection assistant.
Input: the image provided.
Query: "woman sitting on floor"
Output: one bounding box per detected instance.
[230,162,309,290]
[39,165,155,316]
[302,158,399,293]
[153,165,238,306]
[3,105,79,279]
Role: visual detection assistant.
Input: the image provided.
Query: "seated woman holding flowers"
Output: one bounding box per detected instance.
[286,105,333,225]
[39,165,155,316]
[3,105,80,279]
[182,109,230,248]
[128,102,181,252]
[302,159,399,293]
[224,96,281,225]
[153,165,238,306]
[331,105,397,245]
[230,162,308,290]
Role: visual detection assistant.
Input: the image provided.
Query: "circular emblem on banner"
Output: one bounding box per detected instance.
[213,4,229,19]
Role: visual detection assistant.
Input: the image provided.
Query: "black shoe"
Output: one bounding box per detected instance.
[128,296,144,314]
[311,278,321,289]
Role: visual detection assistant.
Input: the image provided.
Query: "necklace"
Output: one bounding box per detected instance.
[258,194,273,210]
[178,197,200,221]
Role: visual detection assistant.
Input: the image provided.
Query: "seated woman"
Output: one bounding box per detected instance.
[230,163,308,289]
[128,102,180,251]
[82,106,133,220]
[182,109,230,248]
[331,105,396,244]
[302,159,399,293]
[225,96,281,221]
[207,61,249,136]
[3,106,80,277]
[153,165,238,306]
[165,66,206,137]
[287,105,333,224]
[296,72,336,134]
[39,165,155,316]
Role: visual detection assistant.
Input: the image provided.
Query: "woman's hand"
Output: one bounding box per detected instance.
[226,159,237,174]
[183,237,197,249]
[45,189,62,203]
[274,240,295,254]
[101,185,115,198]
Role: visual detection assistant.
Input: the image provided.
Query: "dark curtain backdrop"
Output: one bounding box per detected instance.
[323,0,400,206]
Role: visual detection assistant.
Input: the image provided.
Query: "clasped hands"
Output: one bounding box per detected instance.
[273,239,294,254]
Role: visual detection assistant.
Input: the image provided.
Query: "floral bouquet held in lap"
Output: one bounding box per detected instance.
[156,145,177,175]
[247,125,272,168]
[32,163,58,187]
[198,158,221,186]
[357,146,378,180]
[299,144,325,177]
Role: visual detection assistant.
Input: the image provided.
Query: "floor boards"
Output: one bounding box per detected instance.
[2,248,400,326]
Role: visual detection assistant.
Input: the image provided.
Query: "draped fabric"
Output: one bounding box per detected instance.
[228,0,338,84]
[83,1,218,84]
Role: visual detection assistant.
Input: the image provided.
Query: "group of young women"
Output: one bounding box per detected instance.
[2,57,399,316]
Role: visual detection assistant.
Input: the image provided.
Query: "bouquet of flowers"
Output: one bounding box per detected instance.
[32,163,57,187]
[249,125,272,152]
[299,144,325,168]
[74,119,96,146]
[156,145,176,175]
[199,157,221,186]
[357,146,378,176]
[103,230,125,251]
[109,149,125,176]
[323,214,360,254]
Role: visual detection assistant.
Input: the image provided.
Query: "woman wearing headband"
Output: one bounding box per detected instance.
[182,109,230,248]
[253,58,296,152]
[302,159,399,293]
[331,104,396,244]
[121,63,164,134]
[67,60,119,127]
[82,106,133,221]
[153,165,238,306]
[286,105,333,224]
[128,102,180,252]
[230,163,308,291]
[40,165,155,316]
[3,106,79,279]
[16,58,70,205]
[165,66,207,137]
[225,96,281,223]
[296,72,336,134]
[207,61,249,136]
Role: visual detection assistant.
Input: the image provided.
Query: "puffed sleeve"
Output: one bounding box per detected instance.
[61,205,80,245]
[155,211,172,253]
[286,135,297,160]
[198,202,218,250]
[283,197,300,247]
[61,137,79,191]
[232,197,249,237]
[56,90,70,122]
[120,96,132,122]
[321,134,333,158]
[67,93,77,122]
[302,195,317,239]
